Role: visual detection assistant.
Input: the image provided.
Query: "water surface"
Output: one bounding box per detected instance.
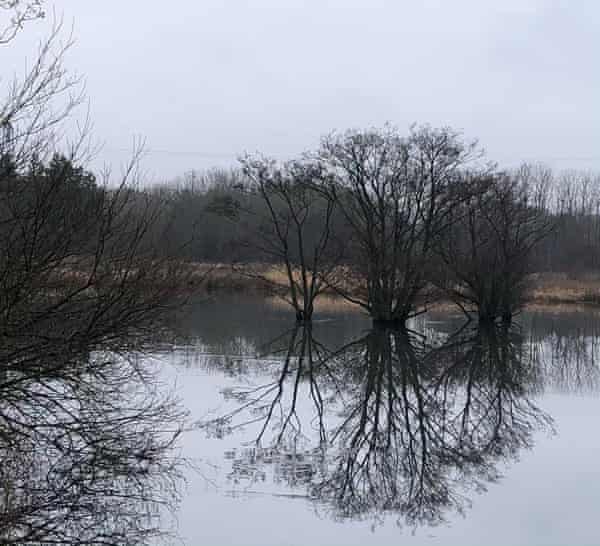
[163,296,600,546]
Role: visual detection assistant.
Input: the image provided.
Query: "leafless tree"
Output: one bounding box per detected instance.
[239,156,341,322]
[0,0,45,44]
[0,10,193,366]
[0,152,191,543]
[0,12,193,544]
[1,19,86,169]
[434,174,553,322]
[316,125,483,325]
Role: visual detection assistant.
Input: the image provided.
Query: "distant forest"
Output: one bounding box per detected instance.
[150,160,600,274]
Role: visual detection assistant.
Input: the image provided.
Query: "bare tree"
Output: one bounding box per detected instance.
[239,156,341,322]
[434,174,553,322]
[316,125,482,325]
[0,13,193,544]
[0,147,195,544]
[0,0,45,44]
[0,21,86,169]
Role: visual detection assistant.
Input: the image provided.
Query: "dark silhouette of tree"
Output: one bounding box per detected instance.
[239,156,342,322]
[0,13,191,544]
[0,20,85,170]
[315,125,482,325]
[434,174,553,322]
[0,1,45,44]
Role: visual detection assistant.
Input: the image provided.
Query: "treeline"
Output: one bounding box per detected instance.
[151,161,600,274]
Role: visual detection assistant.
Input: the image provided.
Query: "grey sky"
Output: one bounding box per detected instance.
[3,0,599,181]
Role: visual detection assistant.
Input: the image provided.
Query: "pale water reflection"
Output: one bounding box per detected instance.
[0,350,186,546]
[164,296,600,546]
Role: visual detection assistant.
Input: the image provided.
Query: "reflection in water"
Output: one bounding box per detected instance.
[0,352,186,545]
[199,320,559,528]
[317,324,555,526]
[5,297,600,543]
[201,324,332,444]
[528,314,600,393]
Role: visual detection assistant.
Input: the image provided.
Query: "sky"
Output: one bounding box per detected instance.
[1,0,599,183]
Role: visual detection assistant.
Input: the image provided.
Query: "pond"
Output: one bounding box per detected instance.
[159,295,600,546]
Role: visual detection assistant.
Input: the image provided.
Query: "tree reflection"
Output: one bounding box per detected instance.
[202,321,554,528]
[202,324,332,446]
[434,323,551,454]
[316,327,458,526]
[318,324,553,526]
[528,315,600,393]
[0,352,186,546]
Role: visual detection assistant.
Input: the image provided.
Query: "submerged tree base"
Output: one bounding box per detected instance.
[372,317,410,329]
[478,313,514,325]
[295,310,314,323]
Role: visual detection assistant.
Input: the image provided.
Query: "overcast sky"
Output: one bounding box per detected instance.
[2,0,599,182]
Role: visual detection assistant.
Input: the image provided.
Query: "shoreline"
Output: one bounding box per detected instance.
[188,265,600,310]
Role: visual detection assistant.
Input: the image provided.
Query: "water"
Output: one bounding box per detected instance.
[160,296,600,546]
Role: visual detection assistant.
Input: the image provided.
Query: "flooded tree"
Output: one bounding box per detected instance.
[316,125,482,325]
[239,156,341,322]
[434,174,553,322]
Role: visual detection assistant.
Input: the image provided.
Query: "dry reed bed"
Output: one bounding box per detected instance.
[197,266,600,309]
[528,273,600,305]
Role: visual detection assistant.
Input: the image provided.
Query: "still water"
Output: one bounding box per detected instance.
[161,295,600,546]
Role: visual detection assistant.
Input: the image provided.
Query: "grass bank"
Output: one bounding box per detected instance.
[192,265,600,309]
[527,273,600,306]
